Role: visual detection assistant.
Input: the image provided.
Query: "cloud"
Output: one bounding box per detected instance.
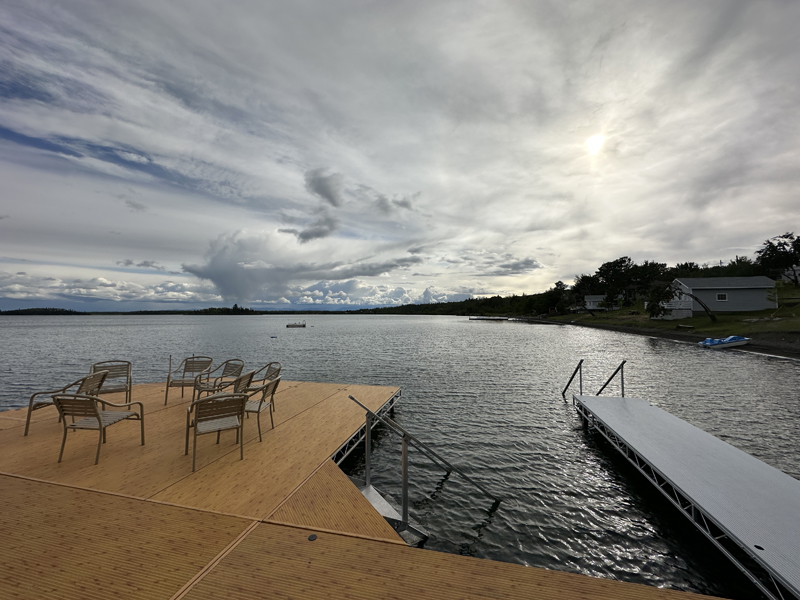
[116,259,166,271]
[182,230,424,303]
[125,199,147,212]
[305,168,345,207]
[278,213,340,243]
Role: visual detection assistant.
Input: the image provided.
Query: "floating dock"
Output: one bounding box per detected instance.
[574,394,800,600]
[0,379,720,599]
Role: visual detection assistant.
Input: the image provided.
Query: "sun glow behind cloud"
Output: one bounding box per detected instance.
[587,135,605,155]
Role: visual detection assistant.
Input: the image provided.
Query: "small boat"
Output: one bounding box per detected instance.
[698,335,750,349]
[286,320,306,328]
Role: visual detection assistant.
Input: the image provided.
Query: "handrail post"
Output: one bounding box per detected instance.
[621,363,625,397]
[562,359,584,400]
[401,434,409,532]
[365,412,373,487]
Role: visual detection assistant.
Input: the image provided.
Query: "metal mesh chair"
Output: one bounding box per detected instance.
[246,377,280,441]
[91,360,132,404]
[24,370,108,437]
[185,392,248,472]
[51,393,144,465]
[247,362,281,412]
[164,356,213,404]
[193,359,245,399]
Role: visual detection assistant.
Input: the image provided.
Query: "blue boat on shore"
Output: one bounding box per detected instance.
[698,335,751,349]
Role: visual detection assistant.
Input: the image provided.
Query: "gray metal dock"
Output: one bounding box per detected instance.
[574,394,800,600]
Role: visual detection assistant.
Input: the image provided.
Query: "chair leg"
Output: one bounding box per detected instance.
[192,430,197,472]
[216,431,221,444]
[256,411,262,442]
[164,378,170,405]
[95,428,103,465]
[24,404,34,437]
[58,427,68,462]
[239,423,244,460]
[185,413,191,455]
[269,406,274,430]
[140,413,145,446]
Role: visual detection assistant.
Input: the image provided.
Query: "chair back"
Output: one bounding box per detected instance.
[232,371,255,394]
[52,393,101,421]
[183,357,213,376]
[256,377,280,404]
[253,362,281,385]
[77,370,108,395]
[91,361,131,392]
[194,393,247,425]
[220,359,245,379]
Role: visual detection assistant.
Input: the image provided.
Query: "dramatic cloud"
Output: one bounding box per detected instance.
[1,1,799,310]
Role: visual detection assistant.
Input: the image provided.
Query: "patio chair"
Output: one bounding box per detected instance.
[246,377,281,441]
[90,360,133,404]
[24,370,109,437]
[164,356,213,404]
[185,392,248,472]
[247,362,281,411]
[51,393,144,465]
[193,359,245,399]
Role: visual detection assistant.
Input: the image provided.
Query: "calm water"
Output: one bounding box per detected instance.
[2,314,799,598]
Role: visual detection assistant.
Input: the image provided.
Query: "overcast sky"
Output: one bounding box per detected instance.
[1,1,798,310]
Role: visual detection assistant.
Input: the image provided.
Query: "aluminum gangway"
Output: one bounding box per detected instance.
[573,393,800,600]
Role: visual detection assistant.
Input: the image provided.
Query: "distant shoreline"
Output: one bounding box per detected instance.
[562,320,800,361]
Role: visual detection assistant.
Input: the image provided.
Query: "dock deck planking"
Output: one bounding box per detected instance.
[0,474,252,600]
[575,394,800,600]
[181,520,721,600]
[267,459,404,543]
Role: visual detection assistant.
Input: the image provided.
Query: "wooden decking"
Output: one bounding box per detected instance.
[0,381,721,599]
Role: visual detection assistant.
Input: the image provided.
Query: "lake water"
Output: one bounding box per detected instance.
[2,314,799,598]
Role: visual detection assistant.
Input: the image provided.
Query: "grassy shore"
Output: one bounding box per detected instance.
[550,289,800,360]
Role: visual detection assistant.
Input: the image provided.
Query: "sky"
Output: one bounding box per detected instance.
[1,1,799,311]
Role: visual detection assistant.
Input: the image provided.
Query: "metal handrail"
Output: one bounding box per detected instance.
[596,360,626,396]
[561,359,584,401]
[348,396,500,510]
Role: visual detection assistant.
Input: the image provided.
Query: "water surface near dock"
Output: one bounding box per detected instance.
[2,314,798,599]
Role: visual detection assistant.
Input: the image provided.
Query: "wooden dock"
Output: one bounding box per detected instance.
[0,380,720,599]
[574,394,800,600]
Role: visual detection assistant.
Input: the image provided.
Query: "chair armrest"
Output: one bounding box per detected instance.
[29,377,85,402]
[96,399,144,413]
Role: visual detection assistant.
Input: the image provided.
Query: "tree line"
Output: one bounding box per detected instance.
[365,231,800,317]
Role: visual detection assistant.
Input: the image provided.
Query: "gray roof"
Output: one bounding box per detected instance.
[674,276,776,290]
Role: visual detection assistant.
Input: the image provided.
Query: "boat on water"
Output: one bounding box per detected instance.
[698,335,750,349]
[286,320,306,328]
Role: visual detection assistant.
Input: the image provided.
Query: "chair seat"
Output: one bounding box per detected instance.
[99,383,129,393]
[245,399,269,414]
[69,411,137,430]
[168,377,198,387]
[196,415,240,435]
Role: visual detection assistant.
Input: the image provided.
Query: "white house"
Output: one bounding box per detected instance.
[660,276,777,319]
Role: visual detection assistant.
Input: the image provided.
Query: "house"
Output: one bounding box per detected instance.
[583,294,622,311]
[584,295,607,311]
[660,276,777,319]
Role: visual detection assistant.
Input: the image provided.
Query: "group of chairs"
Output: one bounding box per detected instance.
[24,357,282,470]
[24,360,142,465]
[165,357,282,471]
